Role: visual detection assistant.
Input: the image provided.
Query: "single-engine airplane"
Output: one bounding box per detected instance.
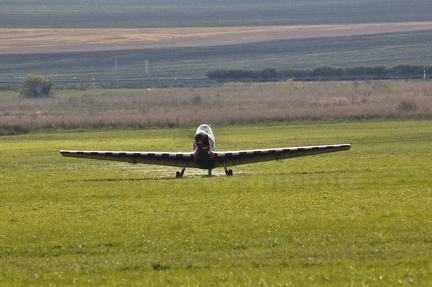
[60,124,351,178]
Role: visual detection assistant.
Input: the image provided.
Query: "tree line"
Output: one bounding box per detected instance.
[17,64,432,99]
[206,65,432,81]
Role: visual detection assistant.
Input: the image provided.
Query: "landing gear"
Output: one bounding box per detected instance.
[176,162,187,178]
[223,162,233,176]
[208,169,212,176]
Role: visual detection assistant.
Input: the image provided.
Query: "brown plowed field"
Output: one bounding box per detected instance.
[1,22,432,54]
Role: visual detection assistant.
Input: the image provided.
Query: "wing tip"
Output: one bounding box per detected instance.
[60,150,75,157]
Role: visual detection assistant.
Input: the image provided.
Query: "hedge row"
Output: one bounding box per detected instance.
[206,65,432,80]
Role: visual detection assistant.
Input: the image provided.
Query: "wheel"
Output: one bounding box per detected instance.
[176,171,182,178]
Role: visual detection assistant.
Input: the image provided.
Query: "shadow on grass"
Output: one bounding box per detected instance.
[62,173,244,182]
[64,177,177,182]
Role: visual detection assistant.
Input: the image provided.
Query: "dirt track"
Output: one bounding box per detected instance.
[1,22,432,54]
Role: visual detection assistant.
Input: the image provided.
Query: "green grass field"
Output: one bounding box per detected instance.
[1,121,431,285]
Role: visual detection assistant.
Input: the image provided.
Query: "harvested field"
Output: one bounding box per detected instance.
[1,22,432,54]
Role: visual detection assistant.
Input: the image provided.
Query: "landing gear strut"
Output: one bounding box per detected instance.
[176,162,187,178]
[223,162,233,176]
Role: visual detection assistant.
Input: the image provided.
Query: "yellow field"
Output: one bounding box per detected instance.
[1,22,432,54]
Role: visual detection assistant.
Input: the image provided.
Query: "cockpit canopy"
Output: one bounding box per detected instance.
[196,124,212,135]
[194,124,216,151]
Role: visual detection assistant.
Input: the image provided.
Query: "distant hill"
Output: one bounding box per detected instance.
[1,0,431,28]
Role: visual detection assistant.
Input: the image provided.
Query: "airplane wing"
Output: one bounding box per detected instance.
[60,150,194,168]
[214,144,351,166]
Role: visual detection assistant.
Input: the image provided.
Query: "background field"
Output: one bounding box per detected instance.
[2,0,431,28]
[1,121,431,285]
[1,27,431,81]
[0,0,431,81]
[3,23,432,55]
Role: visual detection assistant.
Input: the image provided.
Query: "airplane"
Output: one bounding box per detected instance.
[60,124,351,178]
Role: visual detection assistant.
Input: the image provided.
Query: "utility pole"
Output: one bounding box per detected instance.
[114,59,119,87]
[145,60,149,77]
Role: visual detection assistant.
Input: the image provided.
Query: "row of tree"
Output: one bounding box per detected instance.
[206,65,432,81]
[18,64,431,98]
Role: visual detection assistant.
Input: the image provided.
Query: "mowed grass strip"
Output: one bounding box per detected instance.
[0,121,431,285]
[1,22,432,54]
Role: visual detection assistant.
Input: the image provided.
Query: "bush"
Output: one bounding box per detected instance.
[20,75,54,98]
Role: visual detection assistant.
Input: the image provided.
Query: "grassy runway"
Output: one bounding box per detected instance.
[1,121,431,285]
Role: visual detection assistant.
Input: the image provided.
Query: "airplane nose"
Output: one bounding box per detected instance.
[195,132,209,150]
[195,132,207,141]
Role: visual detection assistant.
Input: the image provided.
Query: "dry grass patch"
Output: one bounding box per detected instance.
[1,22,432,54]
[1,80,431,134]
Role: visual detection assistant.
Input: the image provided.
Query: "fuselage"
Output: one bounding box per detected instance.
[193,124,217,170]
